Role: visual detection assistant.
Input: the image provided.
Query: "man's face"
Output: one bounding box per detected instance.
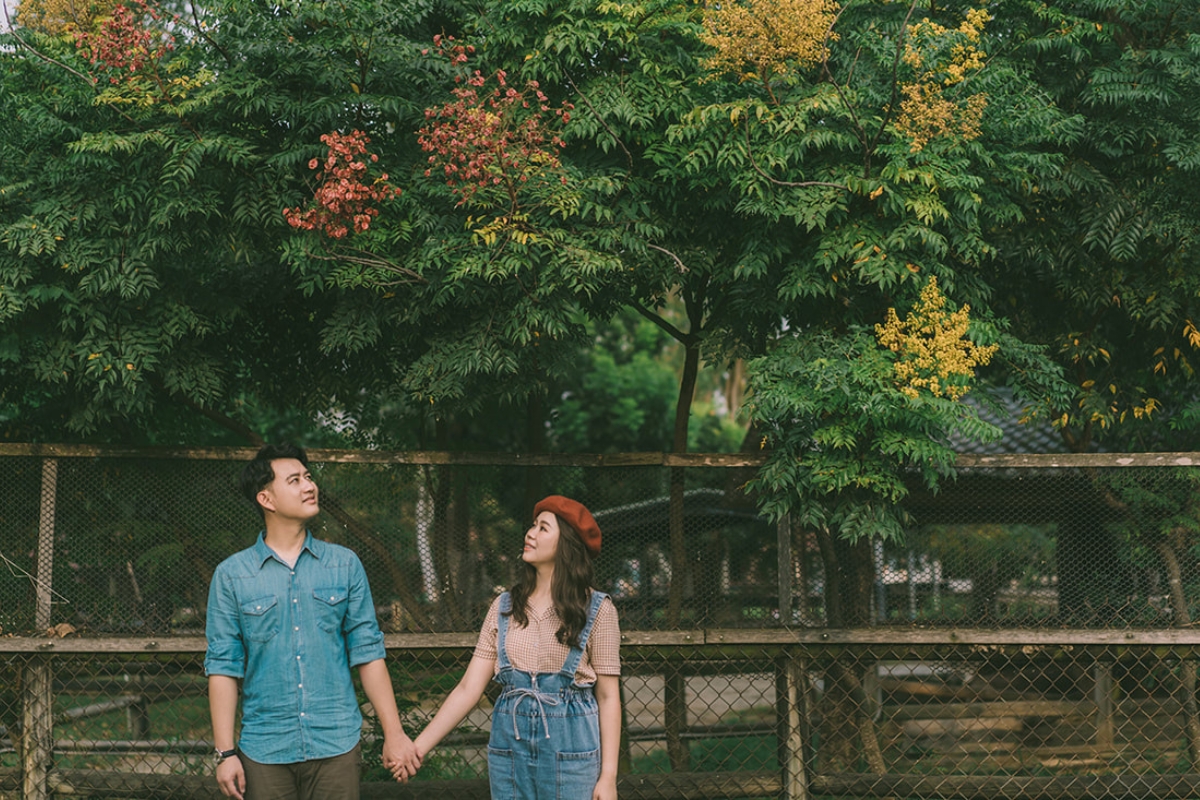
[258,458,320,522]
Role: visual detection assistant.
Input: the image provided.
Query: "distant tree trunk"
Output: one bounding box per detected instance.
[666,337,700,629]
[969,557,1002,625]
[1056,516,1126,625]
[432,420,469,629]
[320,493,431,631]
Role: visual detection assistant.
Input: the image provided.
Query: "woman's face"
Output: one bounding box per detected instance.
[522,510,561,567]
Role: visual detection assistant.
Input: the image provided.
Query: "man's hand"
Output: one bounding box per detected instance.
[382,732,422,782]
[216,755,246,799]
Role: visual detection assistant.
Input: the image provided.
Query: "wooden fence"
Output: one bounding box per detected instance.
[9,628,1200,799]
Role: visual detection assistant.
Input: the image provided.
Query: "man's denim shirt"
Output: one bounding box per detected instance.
[204,532,387,764]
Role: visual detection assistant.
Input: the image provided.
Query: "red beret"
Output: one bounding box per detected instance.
[534,495,601,556]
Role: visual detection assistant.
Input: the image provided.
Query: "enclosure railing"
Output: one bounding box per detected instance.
[4,445,1200,799]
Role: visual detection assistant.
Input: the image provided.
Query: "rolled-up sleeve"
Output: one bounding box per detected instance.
[343,557,386,667]
[204,566,246,678]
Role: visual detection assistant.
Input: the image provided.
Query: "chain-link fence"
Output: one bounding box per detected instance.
[4,446,1200,798]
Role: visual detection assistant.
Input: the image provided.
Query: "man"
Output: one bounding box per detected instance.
[205,443,420,799]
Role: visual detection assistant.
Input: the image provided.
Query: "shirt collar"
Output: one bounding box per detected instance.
[252,530,322,567]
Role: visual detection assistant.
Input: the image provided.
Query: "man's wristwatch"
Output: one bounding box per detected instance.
[215,747,239,766]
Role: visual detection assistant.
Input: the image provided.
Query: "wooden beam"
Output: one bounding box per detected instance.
[812,772,1200,800]
[37,769,782,799]
[0,443,768,468]
[9,627,1200,653]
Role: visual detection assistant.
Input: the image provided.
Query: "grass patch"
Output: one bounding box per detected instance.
[631,734,779,774]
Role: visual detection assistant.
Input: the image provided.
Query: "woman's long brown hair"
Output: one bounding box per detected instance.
[506,512,595,648]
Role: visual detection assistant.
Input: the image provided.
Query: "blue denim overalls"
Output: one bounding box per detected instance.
[488,590,608,799]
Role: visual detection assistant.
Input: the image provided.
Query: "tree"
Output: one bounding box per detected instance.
[993,0,1200,453]
[0,0,450,443]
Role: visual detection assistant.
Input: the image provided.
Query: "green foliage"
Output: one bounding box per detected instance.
[549,311,679,453]
[2,0,1198,582]
[990,0,1200,450]
[745,327,1000,542]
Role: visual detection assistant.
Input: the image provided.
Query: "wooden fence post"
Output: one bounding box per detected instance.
[1094,662,1114,752]
[777,653,810,800]
[23,458,57,800]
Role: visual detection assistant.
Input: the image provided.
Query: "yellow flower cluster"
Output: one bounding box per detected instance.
[701,0,839,85]
[875,276,998,400]
[895,86,987,153]
[14,0,118,35]
[895,8,990,153]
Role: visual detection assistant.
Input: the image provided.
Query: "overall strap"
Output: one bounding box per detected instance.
[496,592,514,671]
[559,590,608,678]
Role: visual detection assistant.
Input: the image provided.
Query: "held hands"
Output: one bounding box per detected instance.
[382,732,422,782]
[216,755,245,799]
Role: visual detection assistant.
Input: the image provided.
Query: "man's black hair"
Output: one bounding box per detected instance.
[240,442,309,518]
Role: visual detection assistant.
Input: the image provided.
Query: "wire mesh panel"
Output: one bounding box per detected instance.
[798,638,1200,800]
[3,448,1200,799]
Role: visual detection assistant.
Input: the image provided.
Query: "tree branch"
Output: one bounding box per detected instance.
[2,3,98,87]
[562,67,634,171]
[304,248,428,285]
[743,119,850,191]
[647,243,690,274]
[171,393,264,446]
[631,301,690,345]
[866,0,922,158]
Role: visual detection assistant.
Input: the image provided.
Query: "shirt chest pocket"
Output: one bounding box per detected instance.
[241,595,280,642]
[313,587,348,632]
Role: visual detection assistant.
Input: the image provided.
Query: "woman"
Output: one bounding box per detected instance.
[410,495,621,800]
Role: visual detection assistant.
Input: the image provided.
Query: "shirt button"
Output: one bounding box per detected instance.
[293,599,298,603]
[294,626,299,631]
[298,683,303,688]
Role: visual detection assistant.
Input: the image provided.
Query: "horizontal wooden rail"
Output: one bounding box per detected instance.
[7,627,1200,653]
[0,443,768,467]
[6,442,1200,469]
[12,768,1200,800]
[812,773,1200,800]
[0,768,782,800]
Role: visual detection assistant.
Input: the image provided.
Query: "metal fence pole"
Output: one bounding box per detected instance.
[23,458,57,800]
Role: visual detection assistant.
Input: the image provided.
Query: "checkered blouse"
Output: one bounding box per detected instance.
[473,592,621,683]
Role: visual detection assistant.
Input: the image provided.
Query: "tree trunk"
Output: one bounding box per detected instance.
[666,338,700,629]
[815,534,886,774]
[320,493,431,631]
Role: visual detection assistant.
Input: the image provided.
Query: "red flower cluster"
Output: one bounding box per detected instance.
[74,0,174,85]
[417,36,573,208]
[284,130,401,239]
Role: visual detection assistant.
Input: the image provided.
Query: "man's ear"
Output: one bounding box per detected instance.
[257,489,276,514]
